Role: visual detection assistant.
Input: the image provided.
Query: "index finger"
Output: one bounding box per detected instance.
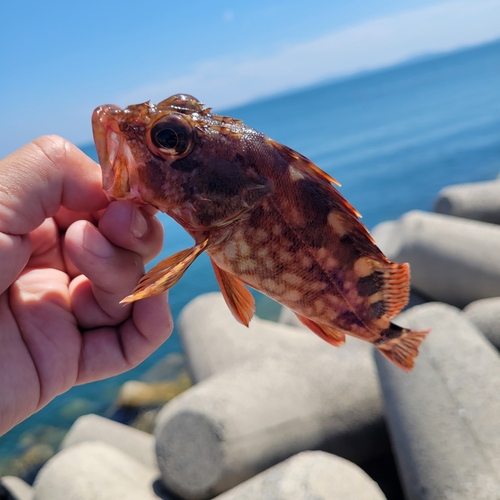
[0,135,108,237]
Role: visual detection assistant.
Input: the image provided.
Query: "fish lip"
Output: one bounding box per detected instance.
[92,105,136,199]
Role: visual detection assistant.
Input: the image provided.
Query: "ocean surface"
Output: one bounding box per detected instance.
[2,39,500,461]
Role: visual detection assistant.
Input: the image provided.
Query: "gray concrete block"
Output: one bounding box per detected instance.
[0,476,34,500]
[434,179,500,224]
[179,292,338,383]
[372,210,500,307]
[60,414,157,470]
[213,451,386,500]
[155,342,387,500]
[463,297,500,350]
[34,442,164,500]
[376,302,500,500]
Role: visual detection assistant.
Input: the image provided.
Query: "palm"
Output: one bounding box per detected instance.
[0,137,173,436]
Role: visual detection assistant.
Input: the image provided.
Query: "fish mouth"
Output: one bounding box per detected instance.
[92,105,138,200]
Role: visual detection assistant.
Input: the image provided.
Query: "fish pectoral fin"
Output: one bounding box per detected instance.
[376,324,431,372]
[121,239,209,304]
[295,314,346,347]
[210,259,255,326]
[380,262,411,318]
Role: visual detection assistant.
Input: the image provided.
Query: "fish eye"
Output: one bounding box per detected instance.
[147,113,194,159]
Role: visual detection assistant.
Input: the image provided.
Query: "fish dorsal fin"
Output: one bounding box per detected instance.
[267,138,342,187]
[121,239,209,304]
[210,258,255,326]
[380,262,411,318]
[295,314,346,347]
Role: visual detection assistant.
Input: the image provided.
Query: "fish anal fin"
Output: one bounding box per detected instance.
[210,258,255,326]
[380,262,411,318]
[377,326,431,372]
[295,314,346,347]
[121,239,209,304]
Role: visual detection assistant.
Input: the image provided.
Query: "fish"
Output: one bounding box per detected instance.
[92,93,429,371]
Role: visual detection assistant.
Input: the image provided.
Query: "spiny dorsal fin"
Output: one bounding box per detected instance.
[267,138,342,187]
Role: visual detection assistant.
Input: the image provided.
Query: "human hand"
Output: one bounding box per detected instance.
[0,136,173,436]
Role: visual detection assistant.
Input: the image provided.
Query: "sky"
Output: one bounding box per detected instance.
[1,0,500,158]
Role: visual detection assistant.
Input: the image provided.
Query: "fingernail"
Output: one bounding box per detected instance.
[131,208,148,238]
[83,223,115,258]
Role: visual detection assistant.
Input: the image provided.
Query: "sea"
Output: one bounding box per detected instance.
[1,39,500,463]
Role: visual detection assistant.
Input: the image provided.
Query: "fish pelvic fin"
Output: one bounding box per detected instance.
[121,239,209,304]
[380,262,411,318]
[210,258,255,326]
[295,314,346,347]
[376,323,431,372]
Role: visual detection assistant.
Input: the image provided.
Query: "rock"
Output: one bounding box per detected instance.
[141,353,187,383]
[213,451,386,500]
[0,477,34,500]
[463,297,500,350]
[371,210,500,307]
[155,343,387,500]
[130,408,162,434]
[34,442,166,500]
[434,179,500,224]
[376,302,500,499]
[60,414,157,470]
[116,376,191,408]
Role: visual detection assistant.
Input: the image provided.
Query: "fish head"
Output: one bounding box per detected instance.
[92,94,272,231]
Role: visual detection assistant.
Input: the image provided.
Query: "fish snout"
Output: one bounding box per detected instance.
[92,105,137,200]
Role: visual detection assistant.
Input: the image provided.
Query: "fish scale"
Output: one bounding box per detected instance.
[92,93,429,371]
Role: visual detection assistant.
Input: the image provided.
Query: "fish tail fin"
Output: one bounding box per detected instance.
[376,323,430,372]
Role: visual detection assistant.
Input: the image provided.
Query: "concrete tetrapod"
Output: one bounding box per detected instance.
[463,297,500,350]
[376,302,500,500]
[155,343,387,500]
[372,210,500,307]
[60,414,157,470]
[213,451,386,500]
[34,442,166,500]
[434,179,500,224]
[178,292,323,382]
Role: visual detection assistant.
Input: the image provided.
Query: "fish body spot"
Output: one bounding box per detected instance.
[225,241,238,260]
[328,212,347,237]
[238,259,257,272]
[357,272,381,297]
[282,272,303,286]
[354,256,374,278]
[254,229,269,242]
[262,278,286,294]
[281,289,302,302]
[257,247,269,259]
[239,240,251,257]
[272,224,282,236]
[325,257,338,270]
[289,166,305,181]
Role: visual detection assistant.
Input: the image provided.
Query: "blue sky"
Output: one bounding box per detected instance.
[1,0,500,157]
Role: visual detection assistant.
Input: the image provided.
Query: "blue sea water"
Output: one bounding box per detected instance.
[1,40,500,460]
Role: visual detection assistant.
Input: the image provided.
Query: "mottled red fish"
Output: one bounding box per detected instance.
[92,94,429,371]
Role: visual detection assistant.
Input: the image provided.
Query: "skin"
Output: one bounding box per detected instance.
[0,135,173,436]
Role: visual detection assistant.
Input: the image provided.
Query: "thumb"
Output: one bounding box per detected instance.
[0,232,30,295]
